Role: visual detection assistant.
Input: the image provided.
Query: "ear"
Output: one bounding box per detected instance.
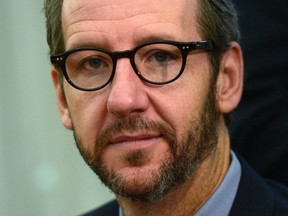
[216,42,243,113]
[51,68,73,130]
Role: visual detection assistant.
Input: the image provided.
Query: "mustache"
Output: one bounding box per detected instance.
[95,116,177,152]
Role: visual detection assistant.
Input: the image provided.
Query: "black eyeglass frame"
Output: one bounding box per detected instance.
[50,40,214,91]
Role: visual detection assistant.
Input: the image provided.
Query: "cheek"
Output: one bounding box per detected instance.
[149,94,190,141]
[65,88,108,150]
[152,75,210,138]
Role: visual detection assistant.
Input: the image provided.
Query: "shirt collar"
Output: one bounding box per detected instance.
[195,151,241,216]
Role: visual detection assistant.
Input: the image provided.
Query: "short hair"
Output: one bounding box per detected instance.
[197,0,240,79]
[44,0,64,56]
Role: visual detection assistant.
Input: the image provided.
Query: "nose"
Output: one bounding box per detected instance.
[107,59,149,117]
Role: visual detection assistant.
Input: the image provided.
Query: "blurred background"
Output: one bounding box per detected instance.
[0,1,114,216]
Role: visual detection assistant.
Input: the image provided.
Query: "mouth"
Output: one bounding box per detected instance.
[108,133,162,149]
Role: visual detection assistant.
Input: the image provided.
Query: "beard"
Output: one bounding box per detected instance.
[73,80,220,202]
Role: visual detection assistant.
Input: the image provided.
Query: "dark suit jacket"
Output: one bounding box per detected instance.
[81,157,288,216]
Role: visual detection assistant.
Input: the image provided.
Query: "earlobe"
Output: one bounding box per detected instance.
[217,42,243,113]
[51,68,74,130]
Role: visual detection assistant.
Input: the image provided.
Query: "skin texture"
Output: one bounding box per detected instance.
[51,0,243,215]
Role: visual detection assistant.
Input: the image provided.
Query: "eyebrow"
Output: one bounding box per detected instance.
[133,33,178,45]
[67,33,180,52]
[67,40,110,51]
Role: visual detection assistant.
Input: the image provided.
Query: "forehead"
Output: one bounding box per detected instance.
[62,0,200,49]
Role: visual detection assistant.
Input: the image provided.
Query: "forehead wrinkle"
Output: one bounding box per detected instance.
[63,0,198,49]
[64,0,183,24]
[66,30,111,50]
[63,2,177,45]
[64,0,138,17]
[66,11,175,28]
[65,10,179,49]
[66,6,183,35]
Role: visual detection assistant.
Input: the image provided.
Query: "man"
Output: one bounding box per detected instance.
[44,0,288,215]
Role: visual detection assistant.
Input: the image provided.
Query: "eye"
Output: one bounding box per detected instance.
[75,55,112,78]
[143,49,180,66]
[83,57,105,70]
[153,51,170,62]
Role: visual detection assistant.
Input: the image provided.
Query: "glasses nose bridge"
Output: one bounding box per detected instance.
[112,50,137,74]
[113,50,134,62]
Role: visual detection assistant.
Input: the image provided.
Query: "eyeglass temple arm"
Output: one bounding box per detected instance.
[195,41,214,51]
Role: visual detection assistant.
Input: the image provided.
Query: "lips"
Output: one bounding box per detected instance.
[109,133,162,147]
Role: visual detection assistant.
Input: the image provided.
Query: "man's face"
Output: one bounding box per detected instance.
[60,0,220,200]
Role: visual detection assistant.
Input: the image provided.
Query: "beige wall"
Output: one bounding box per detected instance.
[0,1,113,215]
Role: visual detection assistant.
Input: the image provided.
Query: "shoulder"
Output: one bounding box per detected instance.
[80,200,119,216]
[266,180,288,215]
[230,155,288,216]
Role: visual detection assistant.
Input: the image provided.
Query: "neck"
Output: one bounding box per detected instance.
[117,124,231,216]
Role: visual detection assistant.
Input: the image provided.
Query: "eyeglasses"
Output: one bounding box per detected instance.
[50,40,214,91]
